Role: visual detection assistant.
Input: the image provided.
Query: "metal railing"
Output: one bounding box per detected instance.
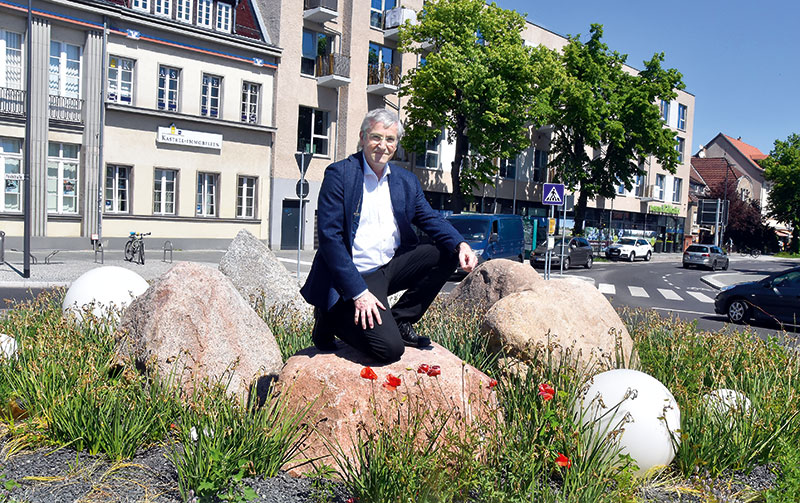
[317,53,350,79]
[48,95,83,123]
[0,88,25,116]
[367,63,401,87]
[304,0,337,11]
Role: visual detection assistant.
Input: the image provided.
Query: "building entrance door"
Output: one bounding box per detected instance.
[281,199,305,250]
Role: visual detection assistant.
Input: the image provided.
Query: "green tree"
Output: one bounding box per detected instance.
[398,0,557,213]
[759,133,800,252]
[546,24,684,235]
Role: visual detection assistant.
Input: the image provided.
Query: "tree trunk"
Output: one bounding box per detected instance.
[450,113,468,214]
[573,190,589,236]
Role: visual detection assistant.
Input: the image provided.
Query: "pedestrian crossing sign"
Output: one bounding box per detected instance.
[542,183,565,205]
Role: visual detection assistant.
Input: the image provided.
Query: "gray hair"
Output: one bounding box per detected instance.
[360,108,405,140]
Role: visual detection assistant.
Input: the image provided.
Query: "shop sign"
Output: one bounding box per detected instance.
[649,204,680,215]
[157,126,222,150]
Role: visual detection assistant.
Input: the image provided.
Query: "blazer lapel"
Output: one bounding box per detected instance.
[344,154,364,248]
[388,163,406,228]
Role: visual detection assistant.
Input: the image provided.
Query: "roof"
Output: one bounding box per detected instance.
[689,165,706,185]
[690,157,744,192]
[723,135,769,162]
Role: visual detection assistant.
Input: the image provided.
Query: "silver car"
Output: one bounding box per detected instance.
[683,244,729,271]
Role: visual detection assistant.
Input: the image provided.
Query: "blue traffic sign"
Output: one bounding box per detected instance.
[542,183,565,205]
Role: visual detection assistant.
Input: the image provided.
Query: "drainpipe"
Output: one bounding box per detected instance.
[98,16,108,242]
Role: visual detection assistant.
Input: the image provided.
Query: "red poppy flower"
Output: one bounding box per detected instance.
[488,379,498,389]
[427,365,441,377]
[346,498,356,503]
[417,364,430,374]
[360,366,377,380]
[555,452,572,468]
[383,373,401,391]
[538,383,555,401]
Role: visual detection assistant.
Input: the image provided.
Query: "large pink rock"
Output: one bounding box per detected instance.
[449,259,542,313]
[278,342,499,475]
[119,262,283,398]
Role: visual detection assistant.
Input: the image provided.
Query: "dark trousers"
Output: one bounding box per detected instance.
[326,244,458,363]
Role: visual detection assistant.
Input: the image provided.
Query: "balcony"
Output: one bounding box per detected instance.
[383,7,416,41]
[0,87,25,117]
[316,53,351,88]
[48,95,83,123]
[304,0,338,24]
[367,63,400,95]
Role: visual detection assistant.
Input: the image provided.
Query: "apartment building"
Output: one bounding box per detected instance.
[1,0,279,244]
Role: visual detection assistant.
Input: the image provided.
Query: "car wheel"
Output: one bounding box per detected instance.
[628,252,635,262]
[518,255,524,263]
[683,263,690,269]
[585,256,593,269]
[727,299,749,324]
[563,257,571,269]
[645,251,652,261]
[723,259,729,271]
[711,261,717,271]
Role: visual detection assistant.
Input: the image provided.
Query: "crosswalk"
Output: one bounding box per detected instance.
[597,283,714,303]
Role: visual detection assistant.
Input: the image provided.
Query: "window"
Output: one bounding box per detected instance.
[677,104,687,131]
[617,179,626,195]
[157,65,180,111]
[499,157,517,179]
[368,42,395,85]
[1,138,22,212]
[49,41,81,98]
[105,165,130,213]
[196,172,217,216]
[154,0,171,17]
[655,174,665,201]
[1,30,23,90]
[660,99,669,122]
[237,176,256,218]
[532,149,548,182]
[635,173,644,197]
[153,168,176,214]
[240,82,260,123]
[370,0,396,28]
[301,30,332,76]
[107,56,133,104]
[197,0,213,28]
[132,0,150,12]
[672,178,682,204]
[201,74,221,118]
[675,137,685,163]
[47,142,79,214]
[415,132,442,170]
[297,106,329,156]
[216,2,232,32]
[176,0,192,21]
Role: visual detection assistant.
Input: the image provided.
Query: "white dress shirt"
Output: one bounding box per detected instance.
[352,154,401,284]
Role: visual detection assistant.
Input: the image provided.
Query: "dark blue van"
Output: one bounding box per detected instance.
[446,214,525,263]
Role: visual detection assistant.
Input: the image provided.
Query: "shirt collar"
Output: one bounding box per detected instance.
[361,152,391,181]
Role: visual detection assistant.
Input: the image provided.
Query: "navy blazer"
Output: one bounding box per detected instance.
[300,153,463,310]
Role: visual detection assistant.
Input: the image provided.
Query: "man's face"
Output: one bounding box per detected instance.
[361,121,398,171]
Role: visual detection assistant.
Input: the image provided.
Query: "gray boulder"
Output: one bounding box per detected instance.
[448,259,542,314]
[219,229,310,317]
[119,262,283,398]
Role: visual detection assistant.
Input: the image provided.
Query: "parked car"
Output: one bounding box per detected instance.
[530,236,594,269]
[683,244,729,270]
[446,214,525,267]
[605,238,653,262]
[714,266,800,326]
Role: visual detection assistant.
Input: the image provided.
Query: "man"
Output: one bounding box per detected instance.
[300,108,478,363]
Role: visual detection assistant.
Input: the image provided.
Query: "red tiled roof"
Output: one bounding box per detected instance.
[689,165,706,185]
[723,135,769,162]
[690,157,744,192]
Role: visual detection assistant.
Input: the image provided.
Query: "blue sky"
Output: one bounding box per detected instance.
[495,0,799,156]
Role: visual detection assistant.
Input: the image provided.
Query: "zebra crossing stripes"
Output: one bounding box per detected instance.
[658,288,683,301]
[686,291,715,303]
[595,283,716,304]
[628,286,649,298]
[598,283,616,295]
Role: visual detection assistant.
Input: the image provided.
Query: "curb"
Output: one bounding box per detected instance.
[700,274,727,290]
[0,281,70,289]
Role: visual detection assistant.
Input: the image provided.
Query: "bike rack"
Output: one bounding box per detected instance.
[94,241,104,264]
[163,240,173,263]
[44,250,60,264]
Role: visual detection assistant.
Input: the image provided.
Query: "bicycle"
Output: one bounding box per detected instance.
[124,232,151,265]
[738,246,762,258]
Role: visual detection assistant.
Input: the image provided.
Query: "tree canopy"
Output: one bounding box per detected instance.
[759,133,800,251]
[545,24,685,234]
[398,0,557,212]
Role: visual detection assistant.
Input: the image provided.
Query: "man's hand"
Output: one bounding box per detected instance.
[458,242,478,273]
[353,291,386,329]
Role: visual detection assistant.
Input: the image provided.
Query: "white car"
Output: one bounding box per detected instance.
[605,238,653,262]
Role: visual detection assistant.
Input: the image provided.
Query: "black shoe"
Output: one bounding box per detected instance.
[398,321,431,348]
[312,307,337,352]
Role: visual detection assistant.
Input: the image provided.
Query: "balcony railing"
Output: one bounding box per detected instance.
[317,53,350,79]
[48,95,83,123]
[304,0,337,10]
[0,87,25,116]
[367,63,401,87]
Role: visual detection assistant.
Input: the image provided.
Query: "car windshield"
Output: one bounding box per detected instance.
[618,238,636,246]
[686,245,707,253]
[448,219,490,241]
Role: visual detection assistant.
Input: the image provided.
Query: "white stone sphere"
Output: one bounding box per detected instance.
[0,333,17,359]
[62,266,149,320]
[702,388,751,417]
[577,369,681,476]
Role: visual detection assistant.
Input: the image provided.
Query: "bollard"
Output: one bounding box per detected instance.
[94,241,104,264]
[163,240,173,263]
[0,230,4,264]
